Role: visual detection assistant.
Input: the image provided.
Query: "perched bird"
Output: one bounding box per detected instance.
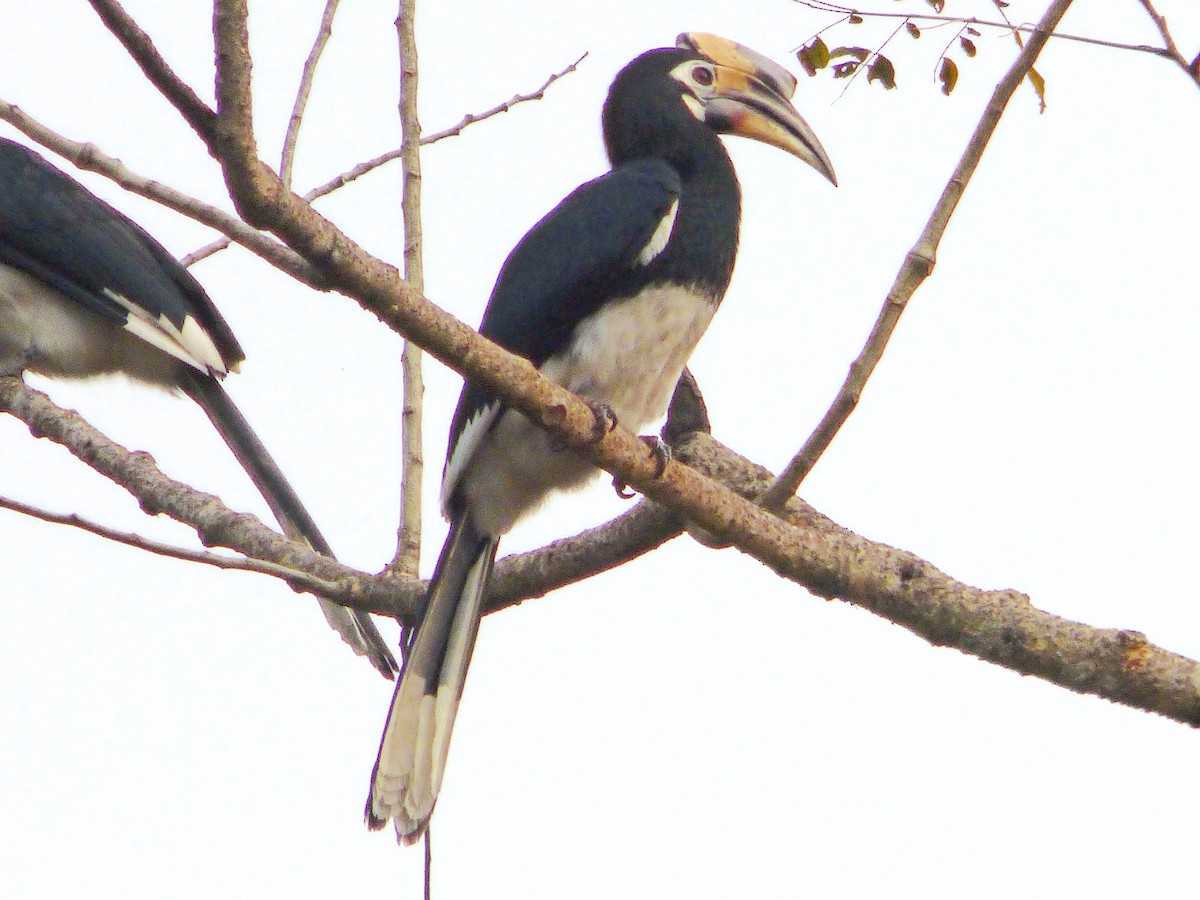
[0,137,397,679]
[366,33,837,842]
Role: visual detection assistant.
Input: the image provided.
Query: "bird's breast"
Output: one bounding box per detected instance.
[542,281,718,433]
[449,282,718,537]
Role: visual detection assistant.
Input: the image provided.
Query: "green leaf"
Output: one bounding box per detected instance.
[867,55,897,90]
[829,46,871,62]
[939,57,958,95]
[832,61,860,79]
[797,37,830,77]
[906,22,922,39]
[960,36,977,57]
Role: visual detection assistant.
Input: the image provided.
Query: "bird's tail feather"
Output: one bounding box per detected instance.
[366,518,497,843]
[180,370,398,679]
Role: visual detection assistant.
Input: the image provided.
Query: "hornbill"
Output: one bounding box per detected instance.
[366,33,837,842]
[0,137,398,679]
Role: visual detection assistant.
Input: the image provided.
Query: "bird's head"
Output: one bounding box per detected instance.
[602,33,836,186]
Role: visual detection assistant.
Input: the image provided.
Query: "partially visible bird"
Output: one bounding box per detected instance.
[0,137,397,679]
[366,32,836,842]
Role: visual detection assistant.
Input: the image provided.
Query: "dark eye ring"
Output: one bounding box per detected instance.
[692,65,714,87]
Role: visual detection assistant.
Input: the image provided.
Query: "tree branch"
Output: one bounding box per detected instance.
[671,430,1200,729]
[0,375,682,623]
[761,0,1075,509]
[0,494,341,594]
[181,52,585,268]
[389,0,425,577]
[793,0,1173,59]
[1137,0,1200,89]
[280,0,342,189]
[86,0,219,142]
[6,372,1198,728]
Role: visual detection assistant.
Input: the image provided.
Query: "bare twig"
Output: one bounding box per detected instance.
[793,0,1172,58]
[761,0,1075,509]
[420,52,588,145]
[281,0,342,188]
[0,494,340,594]
[389,0,425,577]
[86,0,218,142]
[1137,0,1200,89]
[182,53,585,268]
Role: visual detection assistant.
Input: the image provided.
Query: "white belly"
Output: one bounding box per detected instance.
[455,284,718,536]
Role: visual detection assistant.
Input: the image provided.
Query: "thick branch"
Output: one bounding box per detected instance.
[86,0,218,141]
[9,371,1198,728]
[0,375,678,622]
[761,0,1074,509]
[672,431,1200,729]
[0,376,404,605]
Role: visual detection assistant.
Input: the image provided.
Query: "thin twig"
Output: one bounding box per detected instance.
[181,53,586,268]
[389,0,425,577]
[762,0,1075,509]
[793,0,1172,58]
[281,0,342,188]
[1137,0,1200,89]
[0,494,341,594]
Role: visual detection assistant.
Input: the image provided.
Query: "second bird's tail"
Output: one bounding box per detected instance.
[180,369,398,679]
[365,517,498,843]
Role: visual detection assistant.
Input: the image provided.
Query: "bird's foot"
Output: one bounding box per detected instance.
[553,399,618,451]
[612,436,672,499]
[584,399,619,443]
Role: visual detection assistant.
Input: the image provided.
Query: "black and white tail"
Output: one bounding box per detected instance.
[180,370,398,679]
[365,518,498,843]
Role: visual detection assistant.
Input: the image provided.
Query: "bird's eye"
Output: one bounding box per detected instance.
[691,65,714,87]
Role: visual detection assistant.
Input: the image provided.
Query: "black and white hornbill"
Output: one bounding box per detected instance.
[366,33,837,842]
[0,137,398,679]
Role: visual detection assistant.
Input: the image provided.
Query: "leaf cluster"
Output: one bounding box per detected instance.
[796,0,1043,103]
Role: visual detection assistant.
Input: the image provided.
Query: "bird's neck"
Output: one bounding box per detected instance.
[660,136,742,299]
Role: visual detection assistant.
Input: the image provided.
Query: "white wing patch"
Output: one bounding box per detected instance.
[104,288,229,376]
[636,199,679,266]
[440,401,501,516]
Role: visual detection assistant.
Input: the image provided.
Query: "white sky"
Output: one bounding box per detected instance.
[2,1,1199,897]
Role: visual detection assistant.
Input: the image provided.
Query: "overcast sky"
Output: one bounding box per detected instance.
[2,1,1199,897]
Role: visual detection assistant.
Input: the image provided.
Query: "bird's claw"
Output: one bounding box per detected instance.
[642,435,672,478]
[585,399,619,443]
[611,435,672,499]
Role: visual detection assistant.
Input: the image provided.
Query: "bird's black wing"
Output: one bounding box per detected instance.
[0,139,243,369]
[445,158,681,460]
